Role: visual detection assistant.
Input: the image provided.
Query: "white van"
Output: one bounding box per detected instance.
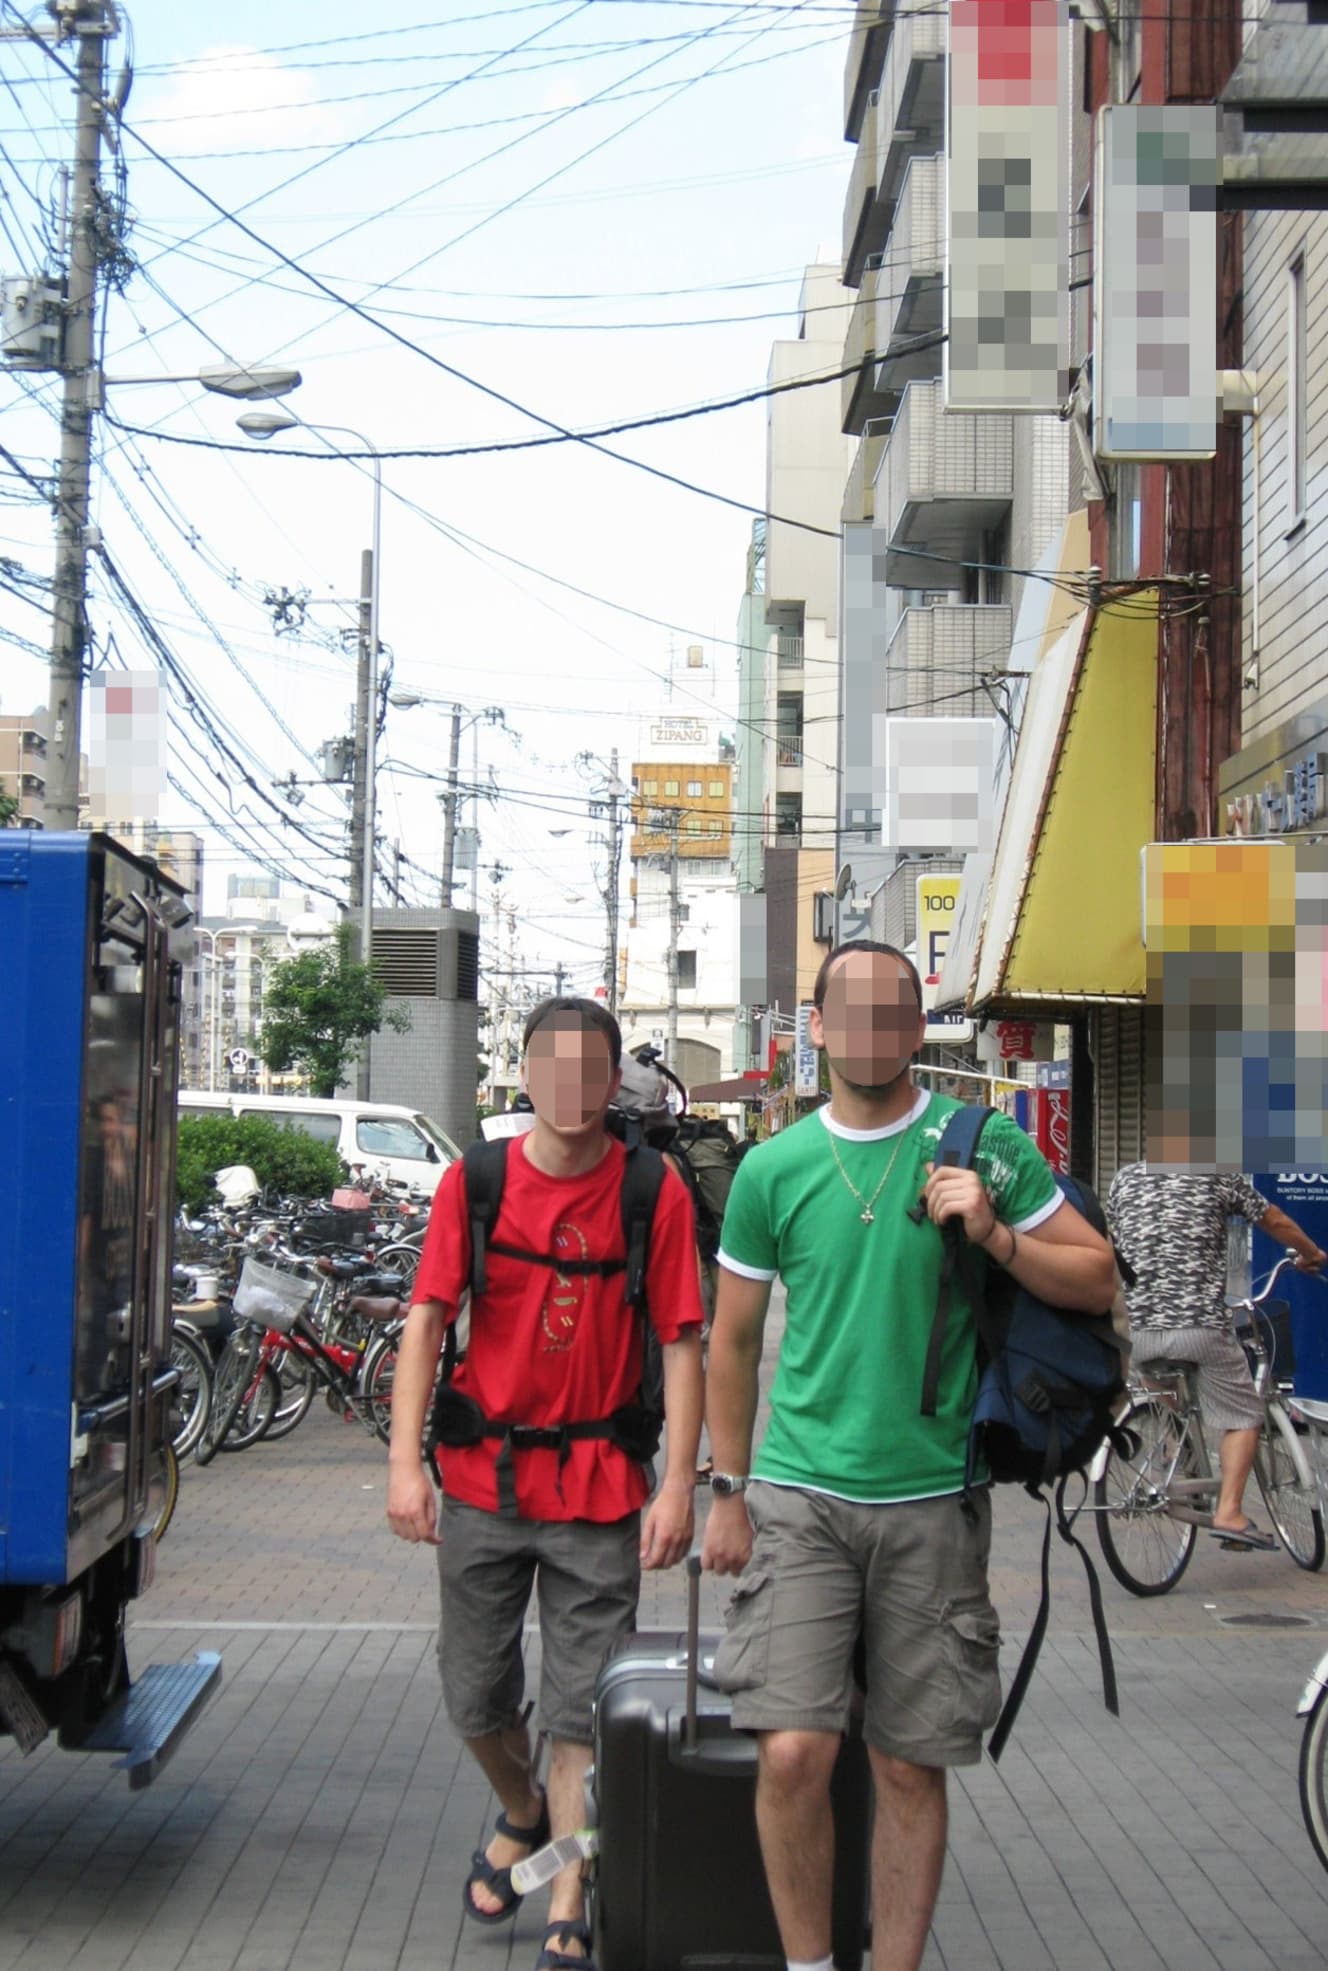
[177,1093,462,1194]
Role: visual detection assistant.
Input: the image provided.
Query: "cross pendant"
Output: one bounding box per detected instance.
[860,1208,874,1225]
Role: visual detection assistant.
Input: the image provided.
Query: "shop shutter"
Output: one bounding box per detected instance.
[1093,1005,1145,1194]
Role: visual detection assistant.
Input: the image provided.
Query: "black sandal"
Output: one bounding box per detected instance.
[536,1918,596,1970]
[462,1792,551,1926]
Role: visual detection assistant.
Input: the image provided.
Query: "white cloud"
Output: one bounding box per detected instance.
[137,45,344,155]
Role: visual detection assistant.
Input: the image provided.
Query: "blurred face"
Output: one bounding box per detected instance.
[811,951,926,1096]
[523,1017,620,1132]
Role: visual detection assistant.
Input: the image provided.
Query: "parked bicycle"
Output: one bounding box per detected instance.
[1092,1253,1325,1593]
[194,1252,406,1464]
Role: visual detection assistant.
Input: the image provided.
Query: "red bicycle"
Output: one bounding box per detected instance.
[194,1254,406,1462]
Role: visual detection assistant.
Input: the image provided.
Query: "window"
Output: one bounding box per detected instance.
[708,780,725,797]
[643,779,658,795]
[686,780,703,797]
[685,816,702,834]
[241,1107,341,1146]
[357,1117,430,1160]
[776,793,802,838]
[677,950,697,990]
[1290,252,1307,528]
[709,818,723,836]
[663,779,679,796]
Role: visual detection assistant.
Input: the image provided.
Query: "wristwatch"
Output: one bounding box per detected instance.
[710,1472,750,1497]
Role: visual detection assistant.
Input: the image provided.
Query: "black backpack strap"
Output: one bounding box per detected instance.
[920,1107,997,1416]
[620,1145,667,1314]
[462,1138,510,1298]
[987,1476,1119,1763]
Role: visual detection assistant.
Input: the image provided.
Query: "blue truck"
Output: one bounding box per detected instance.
[0,832,220,1786]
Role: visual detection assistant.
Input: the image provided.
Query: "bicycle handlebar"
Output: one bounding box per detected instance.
[1251,1249,1323,1303]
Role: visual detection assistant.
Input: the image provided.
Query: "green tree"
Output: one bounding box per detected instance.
[0,779,18,828]
[259,924,409,1097]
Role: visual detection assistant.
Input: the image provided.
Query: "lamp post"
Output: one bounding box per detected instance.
[43,363,302,828]
[238,409,382,1098]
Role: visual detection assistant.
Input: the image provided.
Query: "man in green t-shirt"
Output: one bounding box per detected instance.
[701,941,1115,1971]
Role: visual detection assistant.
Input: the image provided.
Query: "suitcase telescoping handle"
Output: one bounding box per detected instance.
[685,1552,702,1751]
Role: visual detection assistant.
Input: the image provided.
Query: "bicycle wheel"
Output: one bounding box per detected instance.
[261,1349,319,1443]
[221,1365,280,1451]
[148,1441,180,1541]
[1301,1686,1328,1874]
[1095,1395,1199,1595]
[1256,1403,1326,1571]
[196,1327,268,1464]
[373,1243,420,1292]
[361,1330,400,1446]
[168,1324,213,1458]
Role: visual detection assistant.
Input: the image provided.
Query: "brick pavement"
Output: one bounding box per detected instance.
[3,1294,1328,1970]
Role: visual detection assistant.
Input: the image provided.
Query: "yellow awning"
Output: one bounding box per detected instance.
[975,591,1159,1006]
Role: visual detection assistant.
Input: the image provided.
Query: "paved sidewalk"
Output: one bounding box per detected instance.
[3,1309,1328,1969]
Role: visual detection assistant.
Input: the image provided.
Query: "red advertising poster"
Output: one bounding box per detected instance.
[1030,1089,1071,1175]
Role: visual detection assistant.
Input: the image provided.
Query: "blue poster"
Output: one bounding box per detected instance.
[1251,1174,1328,1403]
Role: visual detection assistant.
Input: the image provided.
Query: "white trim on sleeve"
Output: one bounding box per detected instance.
[1010,1192,1067,1236]
[717,1249,778,1283]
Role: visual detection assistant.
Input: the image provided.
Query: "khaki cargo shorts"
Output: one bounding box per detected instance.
[711,1481,1002,1768]
[437,1498,640,1744]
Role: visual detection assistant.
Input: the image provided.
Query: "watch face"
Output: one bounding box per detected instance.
[712,1475,741,1496]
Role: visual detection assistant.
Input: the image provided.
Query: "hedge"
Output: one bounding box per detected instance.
[176,1111,346,1214]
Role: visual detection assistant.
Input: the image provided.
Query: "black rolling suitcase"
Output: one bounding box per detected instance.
[588,1556,872,1971]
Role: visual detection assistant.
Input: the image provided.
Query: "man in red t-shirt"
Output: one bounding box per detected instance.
[388,997,704,1971]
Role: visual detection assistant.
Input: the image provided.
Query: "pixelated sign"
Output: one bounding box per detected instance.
[946,0,1069,413]
[87,669,166,823]
[884,718,998,854]
[1093,106,1221,462]
[794,1004,819,1097]
[1142,841,1328,1174]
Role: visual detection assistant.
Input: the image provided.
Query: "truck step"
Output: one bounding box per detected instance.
[78,1651,222,1789]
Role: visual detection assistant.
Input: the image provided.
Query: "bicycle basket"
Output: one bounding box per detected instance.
[235,1255,318,1334]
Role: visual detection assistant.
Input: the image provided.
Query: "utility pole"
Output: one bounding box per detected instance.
[666,806,682,1063]
[348,547,373,1097]
[553,962,568,998]
[45,6,116,828]
[439,705,461,904]
[603,748,624,1017]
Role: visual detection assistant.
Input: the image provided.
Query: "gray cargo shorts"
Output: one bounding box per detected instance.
[711,1481,1002,1767]
[436,1497,640,1744]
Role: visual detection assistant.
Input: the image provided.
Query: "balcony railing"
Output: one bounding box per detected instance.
[843,420,891,525]
[842,107,883,285]
[843,2,891,142]
[776,740,803,768]
[883,603,1014,716]
[775,636,804,672]
[875,154,943,361]
[877,4,946,207]
[878,381,1013,587]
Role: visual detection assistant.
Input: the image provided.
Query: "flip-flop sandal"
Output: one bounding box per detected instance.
[462,1792,551,1926]
[536,1918,596,1971]
[1210,1522,1278,1552]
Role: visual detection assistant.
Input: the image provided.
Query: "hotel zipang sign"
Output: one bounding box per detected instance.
[1224,750,1328,838]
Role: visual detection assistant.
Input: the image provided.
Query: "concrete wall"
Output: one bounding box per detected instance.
[766,264,857,631]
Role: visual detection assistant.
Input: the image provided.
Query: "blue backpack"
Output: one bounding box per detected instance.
[922,1106,1132,1758]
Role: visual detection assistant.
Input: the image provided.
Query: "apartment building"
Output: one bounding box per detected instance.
[0,709,47,824]
[837,5,1072,931]
[621,711,739,1090]
[733,265,852,1062]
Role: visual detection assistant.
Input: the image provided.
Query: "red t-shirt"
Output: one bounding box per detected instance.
[413,1137,704,1522]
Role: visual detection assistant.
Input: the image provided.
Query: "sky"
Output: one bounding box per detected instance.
[0,0,856,994]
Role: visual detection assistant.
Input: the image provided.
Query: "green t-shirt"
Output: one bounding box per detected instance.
[717,1091,1062,1504]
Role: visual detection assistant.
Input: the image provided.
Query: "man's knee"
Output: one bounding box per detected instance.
[869,1748,947,1806]
[757,1729,841,1799]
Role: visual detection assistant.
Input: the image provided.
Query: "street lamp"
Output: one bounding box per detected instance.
[101,364,303,400]
[236,407,382,1094]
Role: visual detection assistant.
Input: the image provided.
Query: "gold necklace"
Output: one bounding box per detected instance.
[826,1121,912,1225]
